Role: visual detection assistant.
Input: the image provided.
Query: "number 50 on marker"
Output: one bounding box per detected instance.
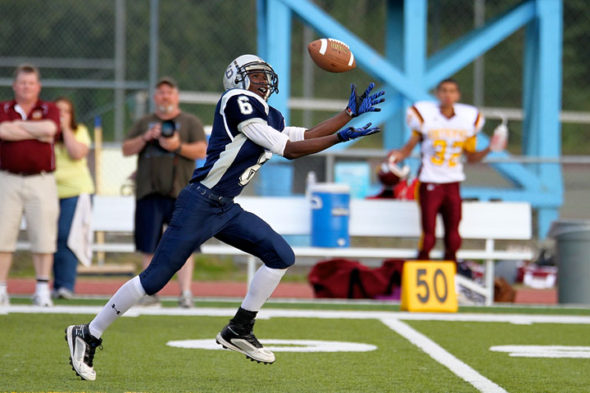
[400,261,458,312]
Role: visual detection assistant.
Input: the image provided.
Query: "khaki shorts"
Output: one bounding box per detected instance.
[0,170,59,253]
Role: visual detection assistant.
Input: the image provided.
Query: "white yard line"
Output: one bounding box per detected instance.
[381,317,507,393]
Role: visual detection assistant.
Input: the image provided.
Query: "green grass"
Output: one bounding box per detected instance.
[2,302,590,392]
[0,313,473,393]
[410,320,590,393]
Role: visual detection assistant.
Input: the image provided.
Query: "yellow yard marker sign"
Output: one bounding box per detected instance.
[401,261,458,312]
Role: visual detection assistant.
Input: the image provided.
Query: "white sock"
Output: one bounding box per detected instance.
[35,280,50,294]
[89,276,146,339]
[241,266,287,312]
[0,282,6,295]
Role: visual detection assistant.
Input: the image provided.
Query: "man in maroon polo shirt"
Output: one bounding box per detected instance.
[0,64,61,307]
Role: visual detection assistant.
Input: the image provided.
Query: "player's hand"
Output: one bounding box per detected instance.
[387,149,404,164]
[337,122,380,142]
[345,83,385,117]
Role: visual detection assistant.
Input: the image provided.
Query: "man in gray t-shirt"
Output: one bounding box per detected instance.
[122,77,207,308]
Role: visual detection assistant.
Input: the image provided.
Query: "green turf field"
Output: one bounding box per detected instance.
[1,302,590,392]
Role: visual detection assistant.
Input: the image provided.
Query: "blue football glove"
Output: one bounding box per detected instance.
[345,82,385,117]
[337,122,381,142]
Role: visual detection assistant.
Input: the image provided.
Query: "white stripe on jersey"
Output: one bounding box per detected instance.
[219,89,269,141]
[200,133,249,189]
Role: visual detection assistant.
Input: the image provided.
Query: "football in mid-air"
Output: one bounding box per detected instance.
[307,38,356,73]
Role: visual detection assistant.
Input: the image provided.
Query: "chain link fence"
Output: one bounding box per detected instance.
[0,0,588,220]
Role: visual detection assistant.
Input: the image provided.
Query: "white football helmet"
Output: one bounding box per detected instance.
[223,54,279,100]
[377,159,410,187]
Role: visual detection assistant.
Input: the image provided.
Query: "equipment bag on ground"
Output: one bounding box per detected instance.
[308,258,404,299]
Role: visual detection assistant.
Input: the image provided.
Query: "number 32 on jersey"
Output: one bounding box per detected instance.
[401,261,458,312]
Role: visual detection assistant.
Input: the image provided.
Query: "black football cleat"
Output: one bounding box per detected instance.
[216,323,275,364]
[65,324,103,381]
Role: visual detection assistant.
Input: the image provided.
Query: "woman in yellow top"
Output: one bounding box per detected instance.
[53,97,95,299]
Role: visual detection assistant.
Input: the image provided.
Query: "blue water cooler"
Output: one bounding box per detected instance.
[310,183,350,247]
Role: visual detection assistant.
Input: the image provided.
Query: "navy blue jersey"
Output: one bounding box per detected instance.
[191,89,285,198]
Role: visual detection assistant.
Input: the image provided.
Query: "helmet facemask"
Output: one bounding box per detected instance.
[228,58,279,101]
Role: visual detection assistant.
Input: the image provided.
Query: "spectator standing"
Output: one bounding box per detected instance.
[122,77,207,308]
[52,97,95,299]
[388,78,507,262]
[0,64,60,307]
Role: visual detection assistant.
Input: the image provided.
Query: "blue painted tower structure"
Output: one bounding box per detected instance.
[257,0,562,238]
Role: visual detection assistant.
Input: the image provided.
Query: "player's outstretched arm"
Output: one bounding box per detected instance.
[303,83,385,140]
[283,123,380,159]
[303,111,350,139]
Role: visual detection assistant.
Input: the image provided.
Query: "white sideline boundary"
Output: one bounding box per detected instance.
[381,318,507,393]
[3,305,590,325]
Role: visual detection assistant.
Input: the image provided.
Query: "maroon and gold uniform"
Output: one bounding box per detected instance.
[406,101,484,261]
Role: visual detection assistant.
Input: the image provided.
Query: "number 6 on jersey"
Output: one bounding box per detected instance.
[401,261,458,312]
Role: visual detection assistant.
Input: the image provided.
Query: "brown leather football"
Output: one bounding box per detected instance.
[307,38,356,73]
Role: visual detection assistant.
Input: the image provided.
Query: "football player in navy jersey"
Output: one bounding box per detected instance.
[65,54,384,379]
